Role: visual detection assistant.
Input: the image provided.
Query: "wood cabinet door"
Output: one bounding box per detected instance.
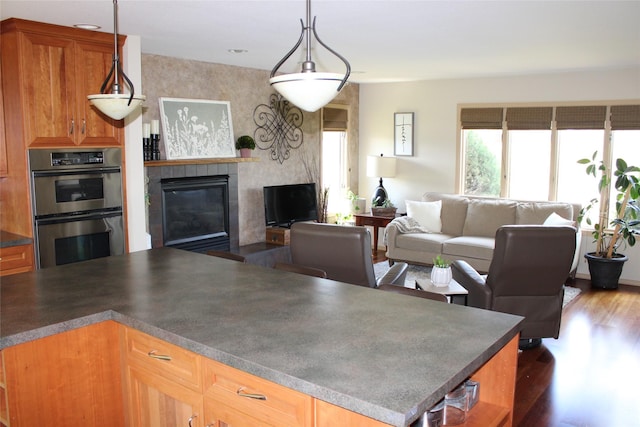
[3,321,124,426]
[18,32,76,147]
[128,366,203,427]
[74,40,123,146]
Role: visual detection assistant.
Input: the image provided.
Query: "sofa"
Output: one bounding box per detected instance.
[385,192,581,274]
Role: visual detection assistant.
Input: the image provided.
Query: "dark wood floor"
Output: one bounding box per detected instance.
[373,250,640,427]
[514,279,640,427]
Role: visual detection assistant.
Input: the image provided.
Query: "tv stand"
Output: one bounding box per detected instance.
[265,227,290,246]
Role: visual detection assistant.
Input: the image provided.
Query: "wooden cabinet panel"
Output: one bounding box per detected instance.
[0,244,34,276]
[19,32,76,147]
[202,358,313,427]
[2,321,124,427]
[2,18,123,149]
[128,366,203,427]
[315,400,391,427]
[0,351,9,427]
[123,327,202,392]
[74,41,122,146]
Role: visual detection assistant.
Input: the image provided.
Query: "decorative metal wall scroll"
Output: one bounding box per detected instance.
[253,94,303,164]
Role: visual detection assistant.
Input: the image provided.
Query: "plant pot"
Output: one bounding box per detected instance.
[371,207,397,218]
[584,252,628,289]
[239,148,252,158]
[431,266,452,287]
[351,198,366,215]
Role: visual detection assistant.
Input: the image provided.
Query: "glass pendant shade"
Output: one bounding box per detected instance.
[88,94,145,120]
[270,72,345,113]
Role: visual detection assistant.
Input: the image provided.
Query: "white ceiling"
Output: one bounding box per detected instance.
[2,0,639,84]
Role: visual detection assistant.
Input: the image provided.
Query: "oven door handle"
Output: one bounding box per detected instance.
[35,209,123,226]
[32,167,121,178]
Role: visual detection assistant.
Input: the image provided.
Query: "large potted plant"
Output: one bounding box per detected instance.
[578,152,640,288]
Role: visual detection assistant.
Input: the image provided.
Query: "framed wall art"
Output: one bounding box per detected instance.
[394,112,414,156]
[159,97,236,159]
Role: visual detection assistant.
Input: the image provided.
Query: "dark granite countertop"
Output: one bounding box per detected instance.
[0,230,32,248]
[0,247,522,426]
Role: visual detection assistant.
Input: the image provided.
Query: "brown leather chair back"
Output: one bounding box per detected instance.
[290,222,377,287]
[486,225,576,339]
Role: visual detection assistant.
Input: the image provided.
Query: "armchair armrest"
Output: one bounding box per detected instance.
[451,260,492,309]
[377,262,409,286]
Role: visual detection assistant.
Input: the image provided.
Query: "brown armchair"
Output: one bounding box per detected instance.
[290,222,408,287]
[451,225,576,349]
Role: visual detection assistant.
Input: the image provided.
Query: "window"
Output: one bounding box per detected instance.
[459,104,640,223]
[321,107,349,214]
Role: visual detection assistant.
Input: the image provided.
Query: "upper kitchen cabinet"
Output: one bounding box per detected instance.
[1,18,124,148]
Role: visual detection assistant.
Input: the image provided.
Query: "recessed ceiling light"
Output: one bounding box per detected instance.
[228,49,248,54]
[74,23,101,30]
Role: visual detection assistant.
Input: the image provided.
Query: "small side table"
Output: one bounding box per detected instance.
[415,278,469,306]
[354,213,394,252]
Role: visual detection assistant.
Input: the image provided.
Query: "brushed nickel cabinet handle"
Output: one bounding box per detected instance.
[188,414,197,427]
[69,118,74,135]
[147,350,172,361]
[81,118,86,134]
[237,387,267,400]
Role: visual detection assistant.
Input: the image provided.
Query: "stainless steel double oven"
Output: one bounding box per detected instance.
[29,148,125,269]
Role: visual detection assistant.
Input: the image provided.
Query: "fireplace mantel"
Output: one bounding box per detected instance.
[145,158,259,167]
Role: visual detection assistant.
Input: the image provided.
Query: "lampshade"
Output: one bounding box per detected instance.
[269,0,350,113]
[270,73,346,113]
[367,155,397,178]
[88,0,144,121]
[88,94,145,120]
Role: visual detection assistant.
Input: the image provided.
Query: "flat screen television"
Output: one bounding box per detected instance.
[263,183,318,228]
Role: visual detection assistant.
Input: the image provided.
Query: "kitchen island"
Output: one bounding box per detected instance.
[0,247,522,426]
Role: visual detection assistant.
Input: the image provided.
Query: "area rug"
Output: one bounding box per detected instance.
[374,262,581,308]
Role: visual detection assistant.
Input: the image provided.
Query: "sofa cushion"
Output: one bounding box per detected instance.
[422,193,469,236]
[406,200,442,232]
[394,232,453,253]
[516,202,574,225]
[463,199,517,238]
[443,236,495,261]
[543,212,575,227]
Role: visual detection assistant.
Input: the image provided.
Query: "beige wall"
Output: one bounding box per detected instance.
[358,67,640,285]
[140,54,358,246]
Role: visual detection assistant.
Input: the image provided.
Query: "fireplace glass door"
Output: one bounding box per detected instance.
[161,176,230,252]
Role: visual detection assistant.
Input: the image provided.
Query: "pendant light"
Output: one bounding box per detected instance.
[87,0,145,120]
[269,0,350,113]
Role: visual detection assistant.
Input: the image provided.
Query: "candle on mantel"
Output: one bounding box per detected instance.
[143,123,151,138]
[151,120,160,135]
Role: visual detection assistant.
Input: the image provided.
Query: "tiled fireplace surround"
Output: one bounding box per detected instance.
[146,162,240,251]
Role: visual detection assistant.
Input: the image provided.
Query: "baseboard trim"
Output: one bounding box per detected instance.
[575,272,640,287]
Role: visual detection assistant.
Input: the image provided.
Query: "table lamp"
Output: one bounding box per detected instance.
[367,154,397,206]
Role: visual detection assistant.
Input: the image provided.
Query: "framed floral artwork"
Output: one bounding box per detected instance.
[394,112,414,156]
[159,97,236,159]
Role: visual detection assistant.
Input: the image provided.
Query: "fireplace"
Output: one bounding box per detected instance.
[161,175,229,252]
[146,162,239,252]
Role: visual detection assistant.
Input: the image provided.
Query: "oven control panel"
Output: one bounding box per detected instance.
[51,151,104,167]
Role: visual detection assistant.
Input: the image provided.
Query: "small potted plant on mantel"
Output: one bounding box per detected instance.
[578,152,640,289]
[236,135,256,158]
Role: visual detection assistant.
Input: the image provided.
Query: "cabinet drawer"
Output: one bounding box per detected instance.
[0,244,34,276]
[203,358,313,427]
[123,328,202,392]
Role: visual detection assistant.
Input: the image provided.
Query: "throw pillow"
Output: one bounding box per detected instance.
[543,212,575,227]
[406,200,442,232]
